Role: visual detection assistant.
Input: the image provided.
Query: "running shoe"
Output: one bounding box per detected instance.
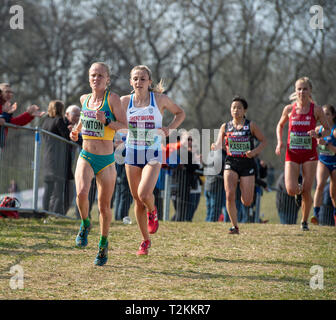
[310,216,319,225]
[228,226,239,234]
[301,221,309,231]
[136,239,151,256]
[147,207,159,234]
[94,242,108,266]
[75,224,91,247]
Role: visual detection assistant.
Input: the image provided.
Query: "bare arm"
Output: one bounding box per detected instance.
[310,106,331,139]
[156,93,185,136]
[211,123,226,151]
[275,105,291,156]
[69,94,86,141]
[246,121,267,158]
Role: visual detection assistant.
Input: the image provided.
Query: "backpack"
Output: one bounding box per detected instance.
[0,196,20,219]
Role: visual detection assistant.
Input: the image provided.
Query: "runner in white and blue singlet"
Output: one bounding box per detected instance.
[125,90,163,167]
[121,65,185,256]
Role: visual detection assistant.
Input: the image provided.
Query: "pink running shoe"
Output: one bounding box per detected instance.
[136,239,151,255]
[147,207,159,234]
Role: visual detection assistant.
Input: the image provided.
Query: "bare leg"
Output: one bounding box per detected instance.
[75,157,94,220]
[301,161,318,222]
[95,164,116,237]
[224,170,239,228]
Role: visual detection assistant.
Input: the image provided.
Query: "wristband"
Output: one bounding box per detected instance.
[104,117,111,126]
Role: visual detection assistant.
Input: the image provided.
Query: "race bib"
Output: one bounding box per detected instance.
[81,111,104,138]
[289,132,312,150]
[127,122,159,147]
[318,144,335,156]
[228,138,250,155]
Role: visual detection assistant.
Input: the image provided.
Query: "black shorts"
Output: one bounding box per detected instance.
[224,156,256,177]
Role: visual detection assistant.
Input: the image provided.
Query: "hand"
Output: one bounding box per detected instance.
[211,143,219,151]
[70,122,81,141]
[308,129,318,139]
[3,101,17,114]
[70,130,78,141]
[161,127,170,137]
[317,138,326,145]
[0,118,5,126]
[96,110,106,124]
[245,150,255,158]
[275,142,283,156]
[26,105,45,117]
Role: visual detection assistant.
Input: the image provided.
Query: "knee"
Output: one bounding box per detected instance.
[77,191,89,203]
[241,197,253,207]
[226,190,236,203]
[138,191,151,204]
[286,186,297,197]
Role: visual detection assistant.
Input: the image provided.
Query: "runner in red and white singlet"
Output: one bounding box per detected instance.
[275,77,330,231]
[285,101,318,164]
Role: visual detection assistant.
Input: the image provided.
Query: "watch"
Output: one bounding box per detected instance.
[104,117,111,126]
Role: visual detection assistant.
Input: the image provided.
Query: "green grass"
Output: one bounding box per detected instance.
[0,191,335,300]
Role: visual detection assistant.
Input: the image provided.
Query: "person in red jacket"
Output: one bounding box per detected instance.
[0,83,44,142]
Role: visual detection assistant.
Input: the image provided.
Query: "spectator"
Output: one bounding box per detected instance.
[63,105,81,215]
[185,134,203,221]
[8,179,19,194]
[275,171,300,224]
[204,147,226,222]
[154,167,165,220]
[171,133,202,221]
[319,180,336,226]
[41,100,70,215]
[0,83,44,147]
[245,157,269,223]
[267,164,275,189]
[113,132,133,221]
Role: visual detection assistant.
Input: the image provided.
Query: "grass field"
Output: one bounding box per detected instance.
[0,191,335,300]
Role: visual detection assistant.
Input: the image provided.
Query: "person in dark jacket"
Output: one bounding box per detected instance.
[276,171,301,224]
[41,100,70,214]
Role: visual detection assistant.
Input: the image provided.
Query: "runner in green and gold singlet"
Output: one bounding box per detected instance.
[70,62,127,266]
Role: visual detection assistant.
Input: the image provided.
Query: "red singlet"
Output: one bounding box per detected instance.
[285,102,318,164]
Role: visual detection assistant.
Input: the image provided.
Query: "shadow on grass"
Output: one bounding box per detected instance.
[159,269,307,284]
[205,256,310,268]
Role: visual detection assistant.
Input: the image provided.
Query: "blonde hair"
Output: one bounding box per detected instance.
[289,77,314,102]
[130,65,165,93]
[48,100,64,117]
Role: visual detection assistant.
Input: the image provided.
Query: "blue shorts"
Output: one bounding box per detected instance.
[320,160,336,173]
[125,147,162,168]
[80,149,115,175]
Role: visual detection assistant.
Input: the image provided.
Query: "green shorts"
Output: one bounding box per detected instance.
[79,149,115,175]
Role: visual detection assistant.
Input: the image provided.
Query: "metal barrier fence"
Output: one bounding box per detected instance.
[0,122,80,219]
[1,123,335,225]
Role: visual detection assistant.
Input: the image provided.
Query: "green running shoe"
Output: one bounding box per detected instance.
[94,242,108,266]
[75,224,91,247]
